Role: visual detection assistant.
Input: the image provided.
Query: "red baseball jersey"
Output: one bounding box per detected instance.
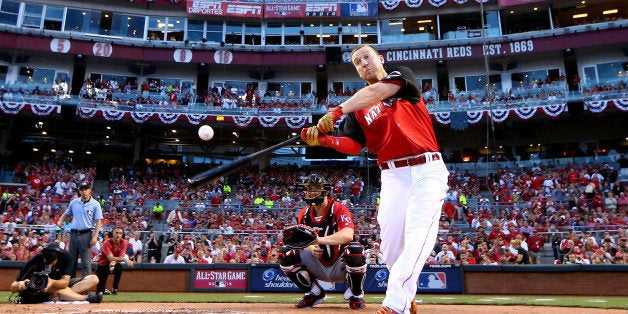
[97,238,128,266]
[338,66,440,164]
[297,200,354,267]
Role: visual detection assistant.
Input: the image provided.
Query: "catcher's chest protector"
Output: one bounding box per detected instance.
[302,203,343,265]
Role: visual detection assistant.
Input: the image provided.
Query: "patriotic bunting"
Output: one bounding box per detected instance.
[434,112,451,124]
[233,116,254,127]
[2,100,621,129]
[0,102,26,114]
[467,110,484,124]
[130,111,153,123]
[31,104,60,116]
[157,112,180,124]
[186,114,208,125]
[513,107,537,120]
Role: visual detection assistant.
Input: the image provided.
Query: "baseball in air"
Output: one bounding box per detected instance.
[198,125,214,141]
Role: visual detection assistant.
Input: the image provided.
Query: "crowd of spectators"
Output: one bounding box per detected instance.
[5,75,626,117]
[1,156,627,266]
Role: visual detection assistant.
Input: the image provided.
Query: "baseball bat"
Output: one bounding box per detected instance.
[187,135,300,186]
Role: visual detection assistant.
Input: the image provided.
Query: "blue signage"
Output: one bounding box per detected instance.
[364,264,463,294]
[340,2,378,18]
[249,265,346,293]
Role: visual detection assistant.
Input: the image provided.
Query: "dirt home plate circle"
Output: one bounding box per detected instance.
[198,125,214,141]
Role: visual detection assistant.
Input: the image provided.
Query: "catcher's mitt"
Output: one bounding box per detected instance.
[283,224,318,249]
[17,272,51,304]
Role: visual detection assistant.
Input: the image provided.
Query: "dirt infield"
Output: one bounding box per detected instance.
[0,303,626,314]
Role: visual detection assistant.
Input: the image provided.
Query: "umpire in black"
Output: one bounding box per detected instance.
[10,243,103,303]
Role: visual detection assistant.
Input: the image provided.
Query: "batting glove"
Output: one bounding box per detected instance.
[317,106,343,133]
[300,127,330,147]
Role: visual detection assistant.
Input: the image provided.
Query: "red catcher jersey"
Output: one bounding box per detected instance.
[297,200,354,267]
[345,66,440,164]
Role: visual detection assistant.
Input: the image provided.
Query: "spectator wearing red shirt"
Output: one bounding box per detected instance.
[96,227,134,295]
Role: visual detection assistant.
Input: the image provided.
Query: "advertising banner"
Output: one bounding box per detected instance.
[249,265,347,292]
[191,269,248,292]
[264,3,305,18]
[187,0,263,18]
[364,264,463,293]
[340,2,378,18]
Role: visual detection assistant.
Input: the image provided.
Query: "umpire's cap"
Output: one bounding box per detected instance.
[42,243,64,263]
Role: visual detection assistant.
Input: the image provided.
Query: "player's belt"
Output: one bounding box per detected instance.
[379,152,441,170]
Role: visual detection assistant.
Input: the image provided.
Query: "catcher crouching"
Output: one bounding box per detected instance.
[10,243,103,304]
[280,174,367,310]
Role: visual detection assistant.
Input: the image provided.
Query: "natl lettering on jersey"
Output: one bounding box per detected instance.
[364,103,383,125]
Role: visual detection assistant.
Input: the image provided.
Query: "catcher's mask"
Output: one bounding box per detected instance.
[41,243,63,263]
[301,174,331,206]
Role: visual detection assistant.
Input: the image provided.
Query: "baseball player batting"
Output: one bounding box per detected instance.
[302,44,449,314]
[279,174,367,310]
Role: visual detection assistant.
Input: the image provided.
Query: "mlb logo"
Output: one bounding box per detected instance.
[350,3,368,13]
[418,272,447,290]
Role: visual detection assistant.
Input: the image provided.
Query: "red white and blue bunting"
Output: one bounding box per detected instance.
[467,110,484,124]
[157,113,181,124]
[185,114,208,125]
[407,0,425,8]
[513,107,538,120]
[78,107,98,119]
[285,116,312,129]
[4,101,622,129]
[259,116,281,128]
[489,108,510,123]
[233,116,254,128]
[428,0,447,7]
[31,104,60,116]
[130,111,153,123]
[0,102,26,114]
[542,104,567,117]
[380,0,490,10]
[585,98,628,113]
[103,109,126,121]
[434,112,451,125]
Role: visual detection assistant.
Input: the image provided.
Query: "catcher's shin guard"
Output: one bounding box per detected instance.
[278,246,315,292]
[343,242,366,297]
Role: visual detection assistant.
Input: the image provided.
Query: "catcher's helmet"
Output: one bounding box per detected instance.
[301,174,331,205]
[41,243,64,263]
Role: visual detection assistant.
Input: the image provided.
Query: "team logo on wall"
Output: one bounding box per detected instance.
[214,50,233,64]
[50,38,70,53]
[173,49,193,63]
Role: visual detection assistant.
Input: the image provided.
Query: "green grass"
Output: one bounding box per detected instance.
[2,292,626,309]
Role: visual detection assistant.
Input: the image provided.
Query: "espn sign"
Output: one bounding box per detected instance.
[225,3,262,17]
[305,3,338,17]
[187,0,222,15]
